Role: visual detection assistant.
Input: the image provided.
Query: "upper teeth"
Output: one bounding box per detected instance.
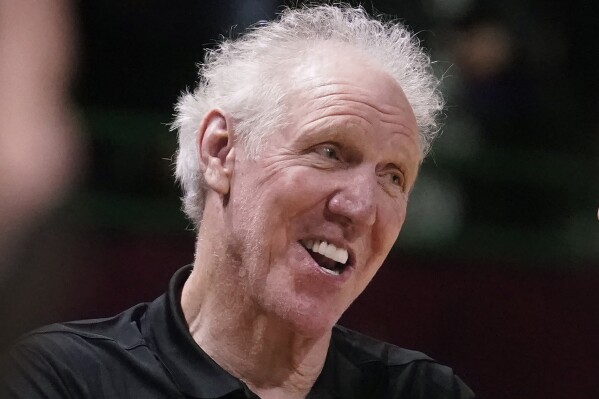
[302,239,349,264]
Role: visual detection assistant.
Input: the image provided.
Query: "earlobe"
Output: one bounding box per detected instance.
[197,109,234,196]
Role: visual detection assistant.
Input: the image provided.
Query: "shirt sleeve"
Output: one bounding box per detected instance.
[0,336,74,399]
[387,360,475,399]
[452,373,476,399]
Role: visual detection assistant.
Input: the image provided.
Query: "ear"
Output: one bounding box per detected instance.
[197,109,235,196]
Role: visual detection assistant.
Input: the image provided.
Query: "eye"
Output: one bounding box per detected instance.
[381,168,406,193]
[315,145,340,160]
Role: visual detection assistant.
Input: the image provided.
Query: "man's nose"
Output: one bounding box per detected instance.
[326,168,377,228]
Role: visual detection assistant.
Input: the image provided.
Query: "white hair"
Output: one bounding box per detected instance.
[171,4,444,226]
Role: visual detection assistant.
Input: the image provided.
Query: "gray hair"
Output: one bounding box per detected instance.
[171,4,444,226]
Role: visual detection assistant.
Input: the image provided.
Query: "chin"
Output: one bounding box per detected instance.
[277,298,343,338]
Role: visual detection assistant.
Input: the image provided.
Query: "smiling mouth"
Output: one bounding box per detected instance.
[300,239,350,276]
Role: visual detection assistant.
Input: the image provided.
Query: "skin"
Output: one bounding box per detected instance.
[181,43,422,399]
[0,0,80,268]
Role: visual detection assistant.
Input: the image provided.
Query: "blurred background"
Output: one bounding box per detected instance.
[0,0,597,398]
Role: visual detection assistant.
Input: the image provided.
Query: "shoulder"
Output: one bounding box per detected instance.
[331,325,475,398]
[0,303,152,398]
[332,324,433,366]
[18,301,149,356]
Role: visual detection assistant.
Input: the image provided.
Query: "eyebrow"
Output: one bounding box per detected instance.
[297,124,364,145]
[300,98,418,143]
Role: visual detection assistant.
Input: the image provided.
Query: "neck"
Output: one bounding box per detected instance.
[181,226,330,399]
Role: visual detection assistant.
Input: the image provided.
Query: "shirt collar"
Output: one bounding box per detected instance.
[309,336,365,399]
[142,265,364,399]
[142,265,246,398]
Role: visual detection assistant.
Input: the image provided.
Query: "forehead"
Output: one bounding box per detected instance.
[282,42,420,151]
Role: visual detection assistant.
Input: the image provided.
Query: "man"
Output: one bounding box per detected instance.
[1,5,474,398]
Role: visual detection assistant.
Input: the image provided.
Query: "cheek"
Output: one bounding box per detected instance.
[235,167,326,250]
[354,200,405,294]
[372,196,407,254]
[267,168,329,216]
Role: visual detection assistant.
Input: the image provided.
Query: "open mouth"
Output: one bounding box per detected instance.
[300,239,350,276]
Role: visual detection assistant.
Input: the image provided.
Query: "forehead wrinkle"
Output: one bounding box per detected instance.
[384,122,420,146]
[292,72,421,151]
[297,114,420,157]
[299,112,374,134]
[310,89,407,120]
[304,81,409,115]
[300,80,417,127]
[311,96,410,132]
[299,101,417,143]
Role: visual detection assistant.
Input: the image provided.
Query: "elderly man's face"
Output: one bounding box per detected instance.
[224,46,421,336]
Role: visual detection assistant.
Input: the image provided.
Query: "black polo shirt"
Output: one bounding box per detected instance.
[0,266,474,398]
